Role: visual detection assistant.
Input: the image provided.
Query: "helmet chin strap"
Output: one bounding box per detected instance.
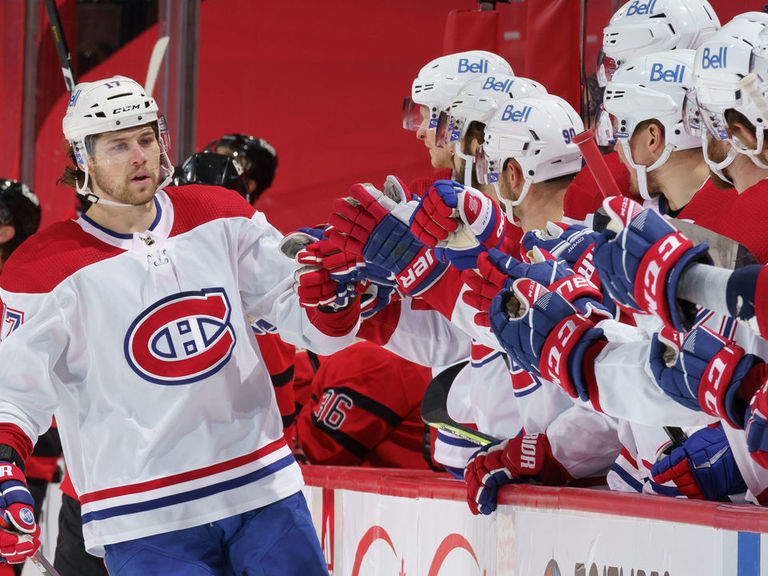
[732,74,768,170]
[497,179,532,226]
[701,135,736,185]
[735,130,768,170]
[618,138,673,201]
[454,143,475,187]
[77,151,175,208]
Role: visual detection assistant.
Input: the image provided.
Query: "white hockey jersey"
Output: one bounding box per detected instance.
[0,185,358,555]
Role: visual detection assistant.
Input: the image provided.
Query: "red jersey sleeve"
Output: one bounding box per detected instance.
[296,341,432,468]
[254,333,297,427]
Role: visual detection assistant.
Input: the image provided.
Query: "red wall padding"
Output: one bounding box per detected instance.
[195,0,479,233]
[0,1,25,180]
[15,0,764,232]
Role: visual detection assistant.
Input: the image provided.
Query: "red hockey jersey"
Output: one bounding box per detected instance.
[296,341,433,469]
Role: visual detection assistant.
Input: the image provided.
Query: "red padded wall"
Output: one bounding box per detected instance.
[12,0,764,231]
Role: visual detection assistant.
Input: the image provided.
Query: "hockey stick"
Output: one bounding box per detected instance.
[144,36,170,96]
[43,0,76,94]
[0,517,61,576]
[31,549,61,576]
[574,129,758,270]
[421,361,499,446]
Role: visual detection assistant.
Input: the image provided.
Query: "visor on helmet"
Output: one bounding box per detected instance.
[402,97,427,131]
[74,118,170,168]
[435,111,467,148]
[435,111,453,148]
[594,108,618,146]
[594,108,629,146]
[474,146,495,186]
[682,89,703,137]
[597,50,619,88]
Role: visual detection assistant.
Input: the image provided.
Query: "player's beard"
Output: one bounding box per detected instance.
[90,158,161,206]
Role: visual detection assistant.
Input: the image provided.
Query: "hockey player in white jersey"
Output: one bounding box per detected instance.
[402,50,513,180]
[578,14,768,498]
[0,75,360,574]
[326,92,624,513]
[475,14,768,506]
[434,73,546,188]
[595,50,714,210]
[598,0,720,89]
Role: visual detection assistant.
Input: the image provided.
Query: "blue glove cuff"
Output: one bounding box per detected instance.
[666,242,713,331]
[567,326,606,402]
[726,264,762,321]
[725,354,759,430]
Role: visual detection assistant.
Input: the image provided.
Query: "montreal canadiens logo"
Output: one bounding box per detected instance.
[124,288,236,385]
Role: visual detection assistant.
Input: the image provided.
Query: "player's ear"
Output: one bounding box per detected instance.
[646,122,666,156]
[503,158,523,191]
[729,119,759,152]
[0,226,16,245]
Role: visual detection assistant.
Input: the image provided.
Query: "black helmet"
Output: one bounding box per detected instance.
[206,134,278,202]
[174,153,250,199]
[0,179,42,248]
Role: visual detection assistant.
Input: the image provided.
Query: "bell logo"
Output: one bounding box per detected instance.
[649,63,685,83]
[457,58,489,74]
[501,104,532,123]
[701,47,727,69]
[482,76,515,93]
[625,0,657,16]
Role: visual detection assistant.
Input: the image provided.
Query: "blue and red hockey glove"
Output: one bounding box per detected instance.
[649,424,747,501]
[649,325,761,429]
[464,433,571,515]
[462,248,608,327]
[523,222,616,316]
[592,196,711,330]
[409,180,506,270]
[0,461,39,564]
[745,372,768,469]
[488,278,607,401]
[327,177,448,297]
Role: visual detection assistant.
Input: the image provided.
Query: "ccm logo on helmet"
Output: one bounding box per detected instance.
[625,0,657,16]
[124,288,237,385]
[457,58,489,74]
[113,104,142,114]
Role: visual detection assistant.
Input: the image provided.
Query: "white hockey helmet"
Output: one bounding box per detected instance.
[435,74,547,185]
[478,94,584,223]
[62,75,174,204]
[689,13,768,167]
[596,50,698,199]
[402,51,513,131]
[599,0,720,86]
[436,75,547,147]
